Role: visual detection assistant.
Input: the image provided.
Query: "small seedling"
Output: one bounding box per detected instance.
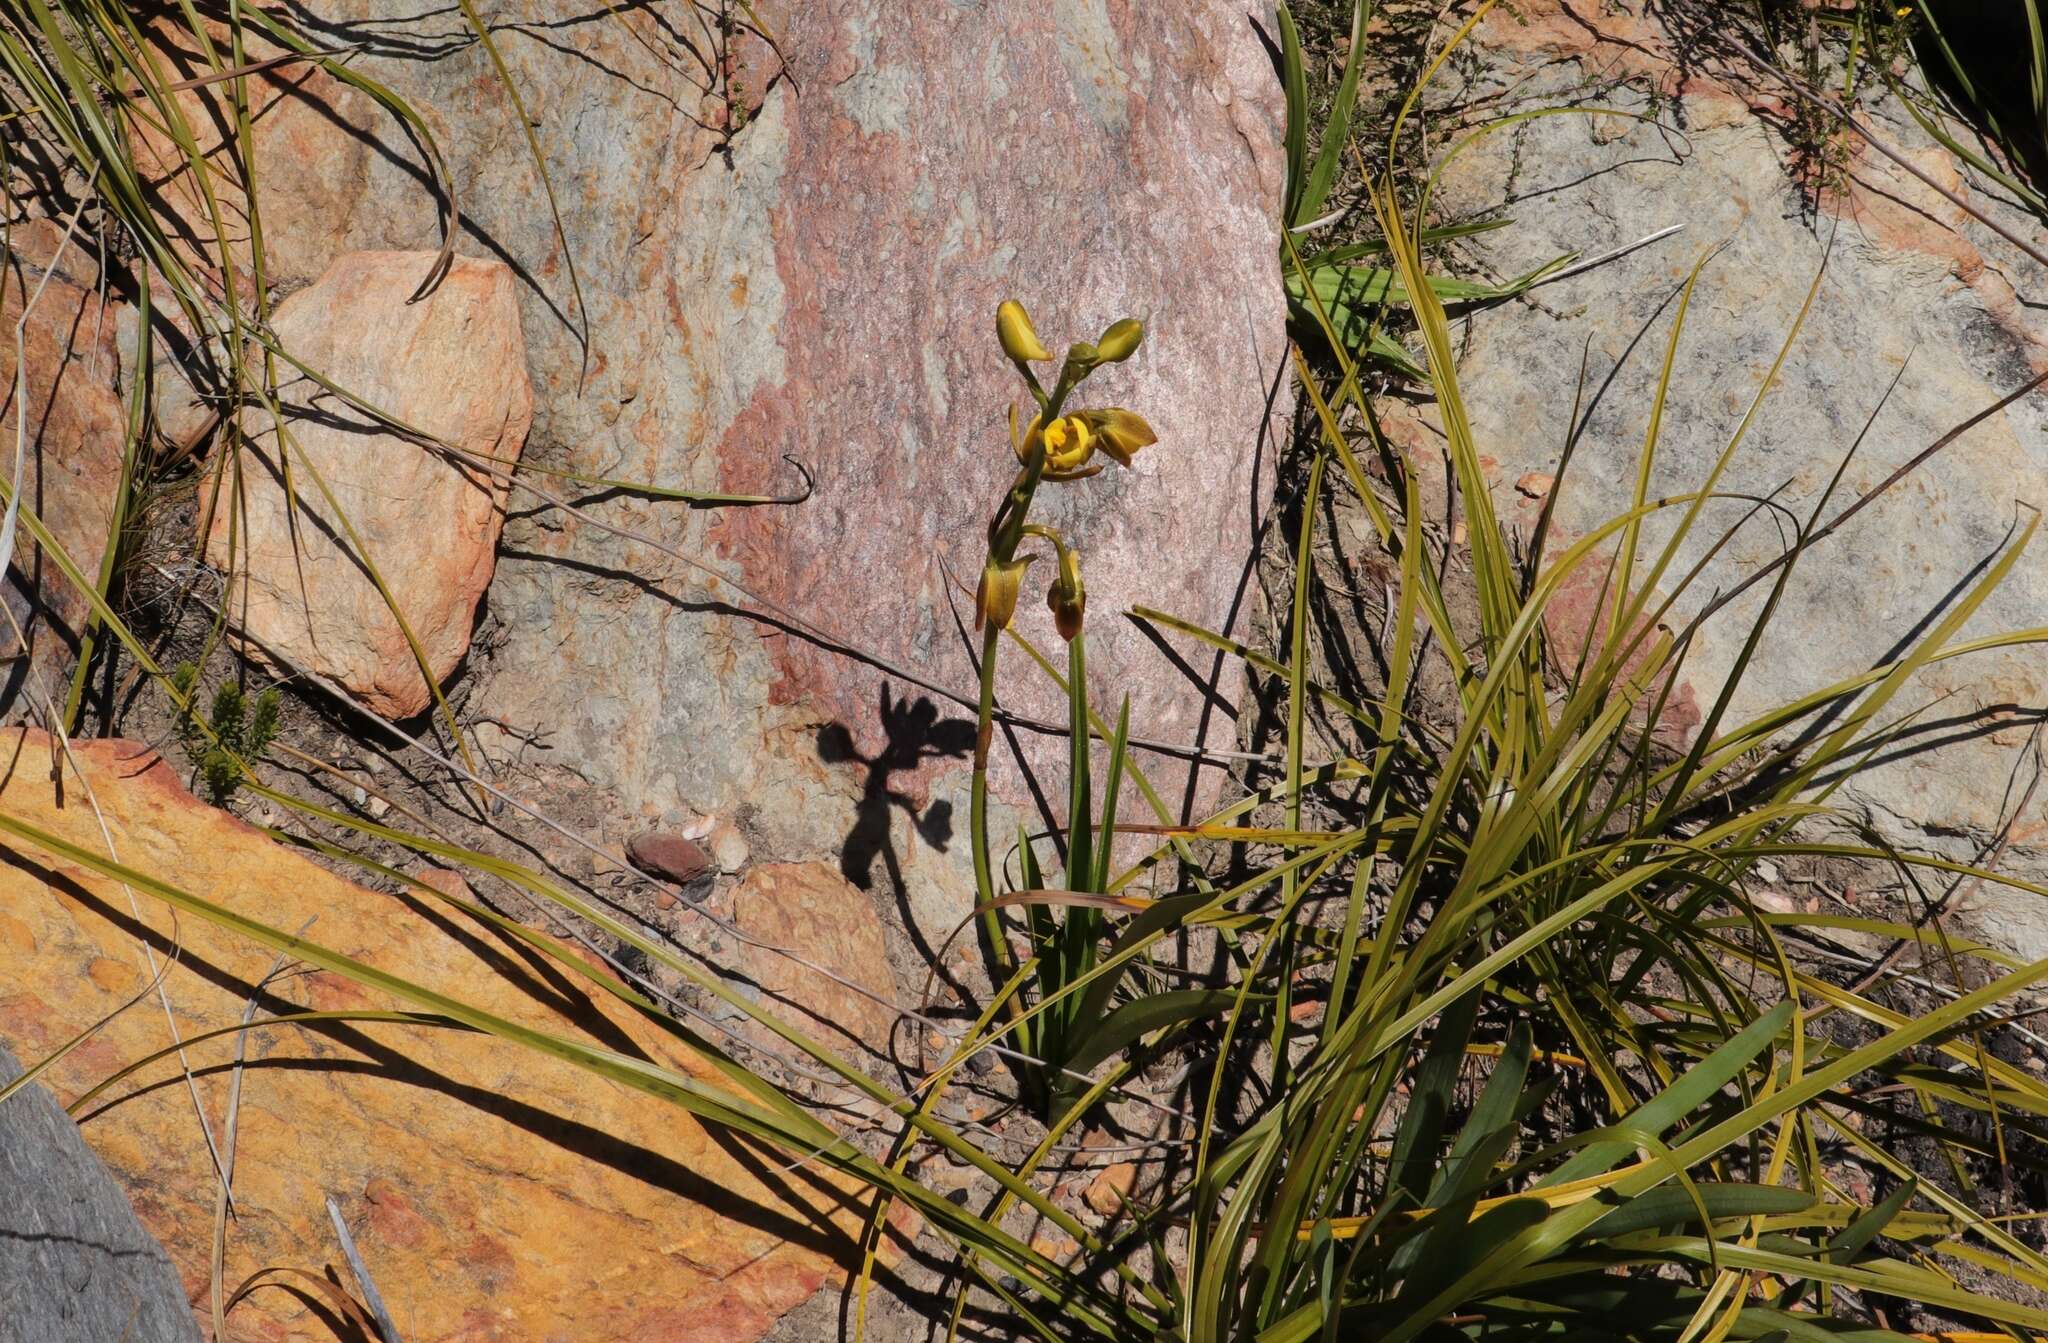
[171,662,282,805]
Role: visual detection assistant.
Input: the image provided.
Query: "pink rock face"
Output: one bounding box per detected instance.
[704,4,1288,814]
[175,3,1286,822]
[202,251,532,718]
[251,0,1292,957]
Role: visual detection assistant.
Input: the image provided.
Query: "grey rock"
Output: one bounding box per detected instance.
[1389,4,2048,955]
[0,1046,200,1343]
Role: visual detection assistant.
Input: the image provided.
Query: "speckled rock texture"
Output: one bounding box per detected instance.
[1382,1,2048,955]
[730,861,906,1065]
[0,1045,201,1343]
[152,1,1287,954]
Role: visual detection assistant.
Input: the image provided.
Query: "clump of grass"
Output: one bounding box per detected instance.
[1273,0,1577,378]
[171,662,279,805]
[1752,0,2048,218]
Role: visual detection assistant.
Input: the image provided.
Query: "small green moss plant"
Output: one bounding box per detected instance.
[172,663,281,805]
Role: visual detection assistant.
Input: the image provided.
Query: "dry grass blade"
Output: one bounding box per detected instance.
[326,1194,404,1343]
[211,937,305,1343]
[223,1265,383,1339]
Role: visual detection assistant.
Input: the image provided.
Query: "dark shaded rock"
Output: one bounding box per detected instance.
[0,1045,202,1343]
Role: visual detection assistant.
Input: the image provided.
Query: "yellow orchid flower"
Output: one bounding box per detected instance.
[1041,414,1095,472]
[1010,407,1157,479]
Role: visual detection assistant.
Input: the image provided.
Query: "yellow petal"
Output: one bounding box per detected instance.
[1083,408,1157,466]
[975,554,1038,630]
[1012,406,1045,467]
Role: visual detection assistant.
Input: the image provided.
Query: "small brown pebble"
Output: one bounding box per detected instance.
[1085,1163,1136,1216]
[1030,1234,1079,1261]
[654,889,678,911]
[1515,471,1554,500]
[626,831,712,885]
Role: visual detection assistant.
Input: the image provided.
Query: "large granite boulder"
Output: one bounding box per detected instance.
[142,2,1287,950]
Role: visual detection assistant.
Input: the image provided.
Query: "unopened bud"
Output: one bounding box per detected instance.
[1095,318,1143,363]
[975,554,1037,630]
[997,300,1050,363]
[1047,547,1086,642]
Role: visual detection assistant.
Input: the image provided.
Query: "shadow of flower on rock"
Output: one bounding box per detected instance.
[817,686,975,896]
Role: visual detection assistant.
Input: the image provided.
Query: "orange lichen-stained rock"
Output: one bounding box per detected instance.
[731,862,904,1064]
[202,250,532,719]
[0,730,901,1342]
[0,247,128,711]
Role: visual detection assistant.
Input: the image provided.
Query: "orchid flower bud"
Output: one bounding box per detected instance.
[1047,545,1086,641]
[997,300,1051,362]
[1094,318,1143,363]
[975,553,1038,630]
